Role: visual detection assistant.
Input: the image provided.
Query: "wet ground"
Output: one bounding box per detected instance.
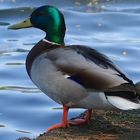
[19,110,140,140]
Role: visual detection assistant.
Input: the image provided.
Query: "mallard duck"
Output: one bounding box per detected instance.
[8,5,140,131]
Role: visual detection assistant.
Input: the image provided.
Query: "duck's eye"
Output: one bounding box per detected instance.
[36,12,44,16]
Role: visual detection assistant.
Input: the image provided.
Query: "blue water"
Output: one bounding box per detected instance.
[0,0,140,139]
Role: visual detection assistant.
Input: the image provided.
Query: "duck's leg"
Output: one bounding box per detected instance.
[68,109,92,125]
[47,105,69,132]
[47,108,92,132]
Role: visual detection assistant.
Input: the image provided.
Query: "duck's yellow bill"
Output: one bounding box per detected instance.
[8,18,33,30]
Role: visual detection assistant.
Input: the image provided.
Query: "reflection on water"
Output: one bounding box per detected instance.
[0,86,40,93]
[0,124,5,128]
[16,130,31,134]
[0,22,10,26]
[0,0,140,140]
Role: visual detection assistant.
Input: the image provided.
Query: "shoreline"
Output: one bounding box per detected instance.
[35,110,140,140]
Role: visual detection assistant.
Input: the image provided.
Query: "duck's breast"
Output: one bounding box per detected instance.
[30,52,87,105]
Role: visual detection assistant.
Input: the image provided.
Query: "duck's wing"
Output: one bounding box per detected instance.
[69,45,133,83]
[52,45,133,90]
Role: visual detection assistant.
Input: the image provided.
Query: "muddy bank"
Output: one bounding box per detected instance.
[34,110,140,140]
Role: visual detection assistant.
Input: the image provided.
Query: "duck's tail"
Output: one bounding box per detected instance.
[107,96,140,110]
[105,83,140,110]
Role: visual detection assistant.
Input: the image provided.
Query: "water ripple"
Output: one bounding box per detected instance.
[0,86,40,93]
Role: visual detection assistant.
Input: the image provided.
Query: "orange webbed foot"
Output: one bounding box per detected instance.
[68,109,92,125]
[47,106,92,132]
[47,105,69,132]
[47,123,69,132]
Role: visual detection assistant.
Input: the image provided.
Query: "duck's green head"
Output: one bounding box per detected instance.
[8,5,66,44]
